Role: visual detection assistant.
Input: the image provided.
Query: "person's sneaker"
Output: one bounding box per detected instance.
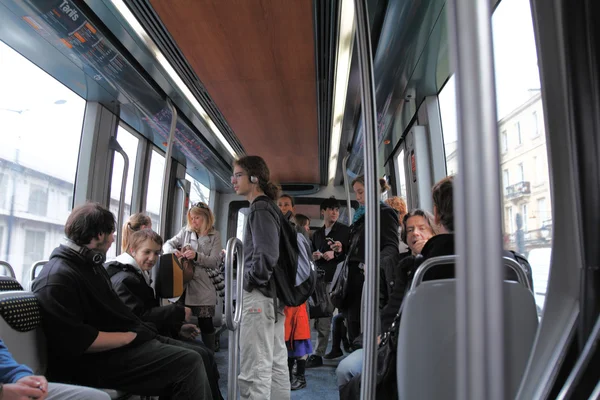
[324,348,344,359]
[291,374,307,390]
[305,355,323,368]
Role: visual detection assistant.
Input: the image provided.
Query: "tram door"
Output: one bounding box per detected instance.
[403,125,434,212]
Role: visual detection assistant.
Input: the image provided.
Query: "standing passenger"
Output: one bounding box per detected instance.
[232,156,290,400]
[283,214,313,391]
[277,194,295,218]
[32,203,212,399]
[307,197,350,366]
[163,202,222,352]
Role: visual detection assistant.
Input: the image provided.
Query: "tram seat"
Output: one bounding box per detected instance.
[0,276,24,291]
[0,291,137,400]
[396,277,538,399]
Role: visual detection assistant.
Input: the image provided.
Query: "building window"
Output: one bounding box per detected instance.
[501,131,508,153]
[28,185,48,216]
[23,230,45,274]
[518,163,525,182]
[503,169,510,191]
[531,111,539,137]
[537,197,547,227]
[508,207,514,234]
[521,204,528,231]
[0,173,7,209]
[515,122,522,146]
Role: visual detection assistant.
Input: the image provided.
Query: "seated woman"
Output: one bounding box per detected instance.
[106,229,223,400]
[163,202,223,352]
[335,209,437,390]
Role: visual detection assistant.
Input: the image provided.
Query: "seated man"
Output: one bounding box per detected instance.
[0,338,109,400]
[336,209,438,389]
[32,203,213,399]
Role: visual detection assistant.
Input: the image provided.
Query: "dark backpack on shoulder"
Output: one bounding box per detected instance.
[256,198,317,306]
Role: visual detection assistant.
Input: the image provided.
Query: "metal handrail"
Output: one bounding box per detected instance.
[0,262,15,279]
[176,179,187,226]
[353,0,380,398]
[225,237,244,400]
[342,154,353,223]
[159,99,178,239]
[30,260,48,282]
[109,136,129,256]
[410,255,531,291]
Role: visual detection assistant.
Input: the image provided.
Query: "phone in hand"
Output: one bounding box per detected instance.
[326,237,334,245]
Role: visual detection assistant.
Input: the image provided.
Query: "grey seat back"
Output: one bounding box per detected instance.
[396,279,538,399]
[0,291,47,375]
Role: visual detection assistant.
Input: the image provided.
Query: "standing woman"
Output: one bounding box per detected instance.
[164,202,222,351]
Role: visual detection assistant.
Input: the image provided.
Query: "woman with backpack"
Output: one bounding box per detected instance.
[283,214,314,391]
[163,201,223,352]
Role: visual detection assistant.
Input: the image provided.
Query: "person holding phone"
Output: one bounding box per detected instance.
[306,197,351,368]
[163,202,223,353]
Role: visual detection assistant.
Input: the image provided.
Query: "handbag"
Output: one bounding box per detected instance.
[309,269,334,318]
[178,257,195,285]
[339,309,403,399]
[329,259,349,309]
[206,258,226,297]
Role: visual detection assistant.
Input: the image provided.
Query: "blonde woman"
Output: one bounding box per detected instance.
[163,202,222,351]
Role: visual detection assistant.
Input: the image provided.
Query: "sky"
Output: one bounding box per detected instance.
[439,0,540,146]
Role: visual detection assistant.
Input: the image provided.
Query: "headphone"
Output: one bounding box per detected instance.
[63,239,106,265]
[250,176,258,184]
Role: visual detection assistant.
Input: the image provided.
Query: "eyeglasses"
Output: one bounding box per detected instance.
[230,172,247,182]
[192,202,209,209]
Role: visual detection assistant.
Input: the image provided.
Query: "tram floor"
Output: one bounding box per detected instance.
[216,323,345,399]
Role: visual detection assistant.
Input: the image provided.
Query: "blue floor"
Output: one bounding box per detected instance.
[215,324,348,399]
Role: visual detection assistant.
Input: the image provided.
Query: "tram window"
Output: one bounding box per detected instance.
[107,126,140,258]
[438,75,458,175]
[493,0,553,312]
[395,149,407,198]
[146,150,165,231]
[236,209,248,241]
[186,173,211,206]
[0,40,85,283]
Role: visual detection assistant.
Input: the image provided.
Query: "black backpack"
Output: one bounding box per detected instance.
[256,198,317,306]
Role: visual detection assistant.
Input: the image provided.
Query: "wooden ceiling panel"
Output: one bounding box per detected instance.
[150,0,319,184]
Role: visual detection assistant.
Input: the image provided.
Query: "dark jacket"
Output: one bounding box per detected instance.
[348,203,401,301]
[311,221,351,282]
[32,245,157,381]
[106,254,185,337]
[243,195,281,297]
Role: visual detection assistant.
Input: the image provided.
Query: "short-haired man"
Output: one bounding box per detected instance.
[306,197,350,367]
[232,156,290,400]
[32,203,212,399]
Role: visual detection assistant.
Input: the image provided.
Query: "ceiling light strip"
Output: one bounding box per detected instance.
[328,0,355,184]
[110,0,238,159]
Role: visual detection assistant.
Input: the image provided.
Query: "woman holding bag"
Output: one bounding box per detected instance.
[164,201,222,351]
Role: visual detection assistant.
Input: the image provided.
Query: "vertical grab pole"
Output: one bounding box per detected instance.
[342,154,353,222]
[353,1,380,399]
[225,237,244,400]
[108,137,129,256]
[159,99,177,239]
[446,0,505,399]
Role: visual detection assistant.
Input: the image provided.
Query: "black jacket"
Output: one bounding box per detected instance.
[346,203,401,312]
[311,221,351,282]
[106,259,185,337]
[32,245,157,381]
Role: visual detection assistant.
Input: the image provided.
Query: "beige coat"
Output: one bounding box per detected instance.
[163,228,223,306]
